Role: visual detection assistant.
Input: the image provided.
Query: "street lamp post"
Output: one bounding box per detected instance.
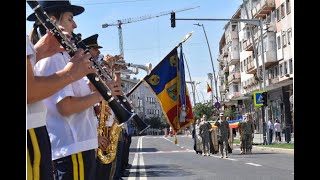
[207,73,214,108]
[194,23,219,103]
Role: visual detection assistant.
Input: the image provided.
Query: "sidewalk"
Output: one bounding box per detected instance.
[250,132,294,145]
[233,133,294,154]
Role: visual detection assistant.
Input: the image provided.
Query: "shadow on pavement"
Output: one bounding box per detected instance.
[132,164,193,177]
[129,148,158,152]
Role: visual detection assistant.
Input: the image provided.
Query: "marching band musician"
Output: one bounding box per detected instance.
[27,32,94,180]
[81,34,123,180]
[28,1,104,179]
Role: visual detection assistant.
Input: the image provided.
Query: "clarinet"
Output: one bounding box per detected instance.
[27,0,135,124]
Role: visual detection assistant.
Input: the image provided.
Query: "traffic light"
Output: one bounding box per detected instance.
[171,12,176,28]
[261,92,268,106]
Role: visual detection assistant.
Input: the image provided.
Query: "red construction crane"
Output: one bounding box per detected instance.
[101,6,199,57]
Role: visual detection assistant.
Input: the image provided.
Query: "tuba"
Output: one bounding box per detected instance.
[96,100,124,164]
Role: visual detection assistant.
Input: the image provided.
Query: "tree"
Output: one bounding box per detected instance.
[193,102,214,121]
[224,108,236,119]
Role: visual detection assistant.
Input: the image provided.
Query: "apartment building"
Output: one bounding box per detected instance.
[122,75,163,120]
[218,0,293,134]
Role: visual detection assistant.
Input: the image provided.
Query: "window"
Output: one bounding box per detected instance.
[240,61,243,72]
[232,24,237,31]
[286,0,291,14]
[284,62,288,75]
[270,69,274,79]
[233,84,239,92]
[281,3,285,18]
[266,14,271,24]
[239,41,242,52]
[263,36,267,52]
[276,7,280,21]
[246,31,251,40]
[277,36,281,49]
[289,59,293,74]
[282,32,287,47]
[287,29,292,45]
[279,64,283,76]
[274,65,278,78]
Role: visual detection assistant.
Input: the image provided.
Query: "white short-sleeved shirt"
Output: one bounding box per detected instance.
[26,35,47,129]
[34,51,98,160]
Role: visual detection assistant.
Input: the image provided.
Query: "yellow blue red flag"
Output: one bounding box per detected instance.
[143,46,194,133]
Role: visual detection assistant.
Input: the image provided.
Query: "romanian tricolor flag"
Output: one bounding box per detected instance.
[207,82,212,93]
[143,46,194,133]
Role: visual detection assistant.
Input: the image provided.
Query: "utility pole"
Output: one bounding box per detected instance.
[194,23,219,103]
[207,73,214,108]
[242,0,267,145]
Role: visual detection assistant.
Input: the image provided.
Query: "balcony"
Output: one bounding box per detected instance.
[243,38,253,51]
[219,83,228,94]
[230,31,239,39]
[228,91,241,100]
[244,60,256,74]
[251,0,275,18]
[228,72,241,84]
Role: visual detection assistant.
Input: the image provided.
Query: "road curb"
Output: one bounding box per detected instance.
[233,143,294,154]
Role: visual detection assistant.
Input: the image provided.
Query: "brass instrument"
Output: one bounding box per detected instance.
[96,100,124,164]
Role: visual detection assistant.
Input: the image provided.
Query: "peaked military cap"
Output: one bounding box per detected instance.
[82,34,103,49]
[27,0,85,21]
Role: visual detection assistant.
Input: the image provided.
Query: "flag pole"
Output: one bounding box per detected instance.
[126,31,194,97]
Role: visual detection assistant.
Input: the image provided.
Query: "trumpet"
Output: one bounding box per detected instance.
[114,62,153,75]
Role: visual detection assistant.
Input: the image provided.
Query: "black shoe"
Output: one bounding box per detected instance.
[121,170,130,177]
[126,163,132,169]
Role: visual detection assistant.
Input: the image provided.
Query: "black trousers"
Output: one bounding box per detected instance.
[53,149,96,180]
[122,134,132,169]
[96,159,113,180]
[27,126,54,180]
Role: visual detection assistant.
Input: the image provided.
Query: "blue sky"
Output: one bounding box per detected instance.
[26,0,242,104]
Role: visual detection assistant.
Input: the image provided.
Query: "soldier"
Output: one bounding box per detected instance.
[242,113,255,154]
[214,113,230,158]
[245,113,255,154]
[238,115,245,154]
[199,115,212,156]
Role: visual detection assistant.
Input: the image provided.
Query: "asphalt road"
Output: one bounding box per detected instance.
[124,135,294,180]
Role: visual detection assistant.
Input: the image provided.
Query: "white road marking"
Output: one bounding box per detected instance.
[245,163,262,167]
[128,137,148,180]
[225,158,237,161]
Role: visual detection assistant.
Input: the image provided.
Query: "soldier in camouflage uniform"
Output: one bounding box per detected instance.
[238,116,245,154]
[246,114,255,153]
[242,113,255,154]
[199,115,212,156]
[214,113,230,158]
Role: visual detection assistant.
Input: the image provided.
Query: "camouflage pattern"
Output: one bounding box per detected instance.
[238,120,245,153]
[239,116,254,154]
[215,119,230,157]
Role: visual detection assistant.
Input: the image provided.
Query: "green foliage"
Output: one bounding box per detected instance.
[224,108,236,119]
[144,116,169,130]
[193,103,214,121]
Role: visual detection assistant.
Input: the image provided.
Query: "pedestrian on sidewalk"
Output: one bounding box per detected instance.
[267,118,274,144]
[274,119,282,143]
